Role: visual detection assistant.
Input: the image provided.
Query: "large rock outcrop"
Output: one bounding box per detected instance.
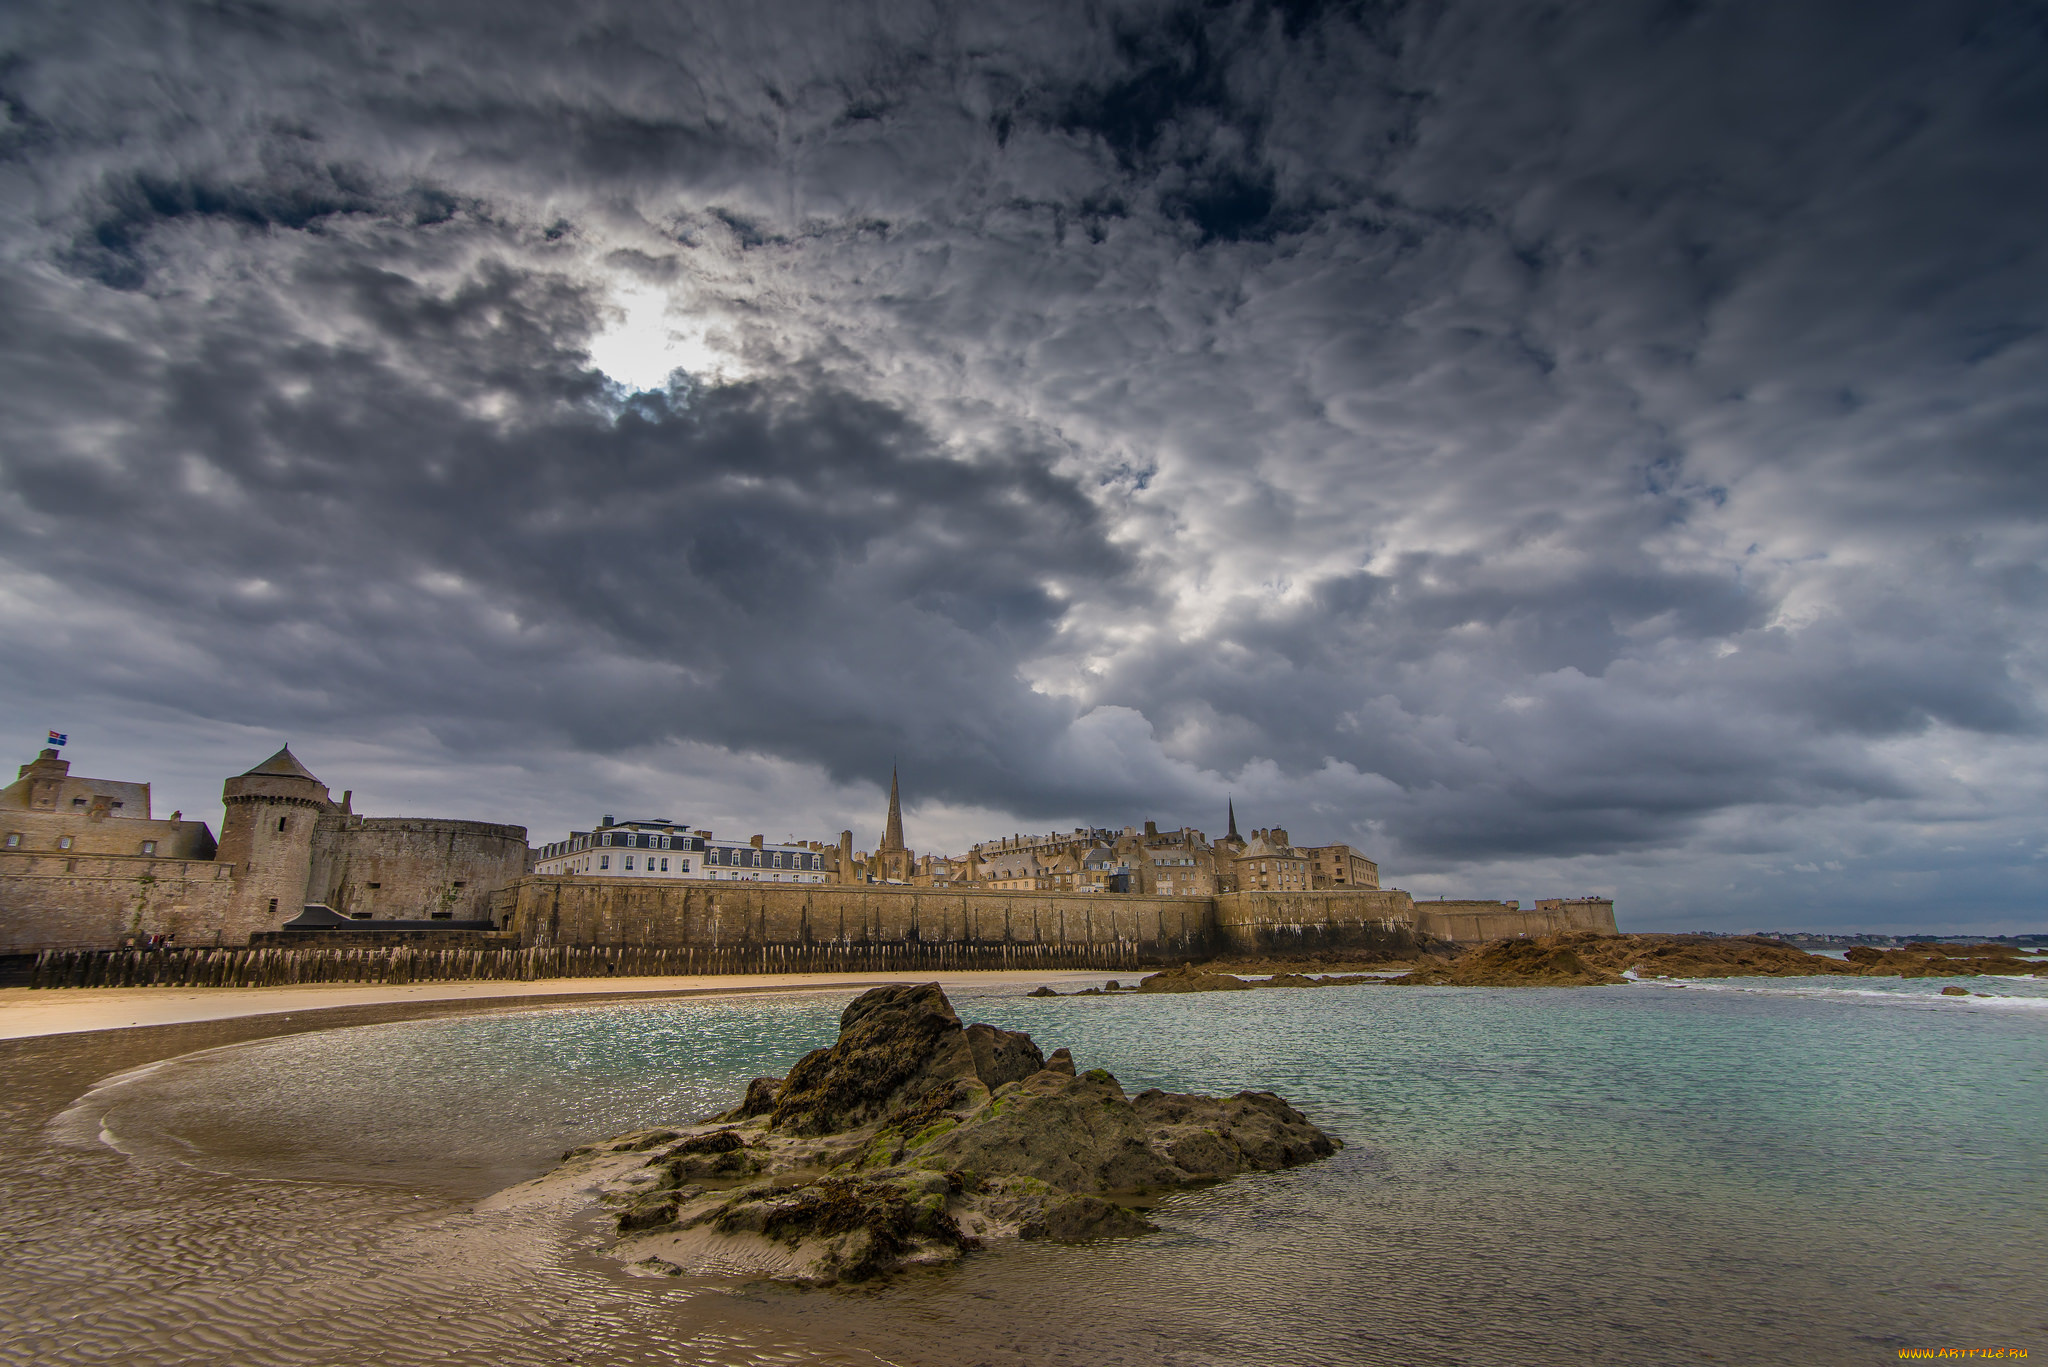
[1131,965,1381,993]
[1387,937,1628,987]
[538,983,1340,1285]
[1385,932,2046,986]
[768,983,981,1135]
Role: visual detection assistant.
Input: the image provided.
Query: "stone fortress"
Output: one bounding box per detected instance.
[0,742,1615,960]
[1,745,526,954]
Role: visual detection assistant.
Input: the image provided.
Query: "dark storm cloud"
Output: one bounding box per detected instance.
[1,0,2044,927]
[0,238,1150,810]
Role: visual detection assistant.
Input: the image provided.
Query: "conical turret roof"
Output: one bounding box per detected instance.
[241,745,322,784]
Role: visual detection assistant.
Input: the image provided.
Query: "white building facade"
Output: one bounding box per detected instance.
[534,817,828,883]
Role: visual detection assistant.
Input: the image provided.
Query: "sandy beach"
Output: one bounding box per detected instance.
[0,968,1133,1367]
[0,968,1112,1041]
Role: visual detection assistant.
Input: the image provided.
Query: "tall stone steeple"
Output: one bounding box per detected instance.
[1218,795,1246,855]
[874,766,913,883]
[882,766,906,851]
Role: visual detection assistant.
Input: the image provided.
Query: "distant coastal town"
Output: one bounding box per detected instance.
[0,741,1613,960]
[533,767,1378,897]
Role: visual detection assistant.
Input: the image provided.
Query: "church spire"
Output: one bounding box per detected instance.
[881,766,906,851]
[1226,796,1239,842]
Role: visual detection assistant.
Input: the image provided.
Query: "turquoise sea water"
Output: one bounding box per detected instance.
[72,974,2048,1365]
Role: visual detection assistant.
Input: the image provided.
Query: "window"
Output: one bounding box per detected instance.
[267,898,279,913]
[452,880,465,889]
[431,911,452,920]
[366,881,381,889]
[141,840,157,855]
[72,797,87,806]
[659,858,668,872]
[277,816,288,832]
[57,835,73,850]
[3,833,18,848]
[599,855,609,870]
[624,856,635,871]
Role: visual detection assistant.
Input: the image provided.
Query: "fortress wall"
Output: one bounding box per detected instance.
[0,852,238,953]
[310,816,531,923]
[509,878,1217,962]
[1412,898,1618,943]
[1212,889,1427,956]
[1534,898,1620,934]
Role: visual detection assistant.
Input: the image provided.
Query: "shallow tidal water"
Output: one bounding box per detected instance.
[20,973,2048,1366]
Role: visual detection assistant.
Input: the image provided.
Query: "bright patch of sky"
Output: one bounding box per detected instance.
[585,283,735,392]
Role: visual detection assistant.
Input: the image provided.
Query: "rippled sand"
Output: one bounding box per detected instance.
[0,999,912,1367]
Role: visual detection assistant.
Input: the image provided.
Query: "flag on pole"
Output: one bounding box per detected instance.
[47,731,67,747]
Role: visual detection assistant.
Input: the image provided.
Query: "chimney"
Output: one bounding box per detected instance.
[750,834,764,848]
[602,815,614,827]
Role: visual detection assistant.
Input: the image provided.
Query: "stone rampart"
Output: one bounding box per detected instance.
[0,852,239,953]
[1212,889,1428,955]
[1412,898,1617,943]
[508,878,1217,966]
[309,815,531,923]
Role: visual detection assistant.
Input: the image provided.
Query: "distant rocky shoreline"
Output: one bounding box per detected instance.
[525,983,1338,1284]
[1021,934,2048,993]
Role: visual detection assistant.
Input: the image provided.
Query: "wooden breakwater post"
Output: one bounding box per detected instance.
[27,933,1150,988]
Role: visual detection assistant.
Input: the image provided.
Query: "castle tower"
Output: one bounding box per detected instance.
[13,749,70,811]
[216,746,333,941]
[873,767,914,883]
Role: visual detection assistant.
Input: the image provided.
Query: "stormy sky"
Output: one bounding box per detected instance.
[2,1,2043,932]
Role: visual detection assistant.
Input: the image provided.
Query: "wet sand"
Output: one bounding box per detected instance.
[0,972,1109,1366]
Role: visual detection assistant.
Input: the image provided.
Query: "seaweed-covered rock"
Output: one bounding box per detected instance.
[543,983,1341,1286]
[966,1021,1046,1089]
[1022,1195,1159,1242]
[769,983,980,1135]
[1129,965,1382,993]
[707,1175,975,1283]
[1385,932,2045,986]
[911,1067,1179,1193]
[1389,937,1625,987]
[1132,1089,1337,1172]
[718,1076,783,1121]
[1136,964,1253,993]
